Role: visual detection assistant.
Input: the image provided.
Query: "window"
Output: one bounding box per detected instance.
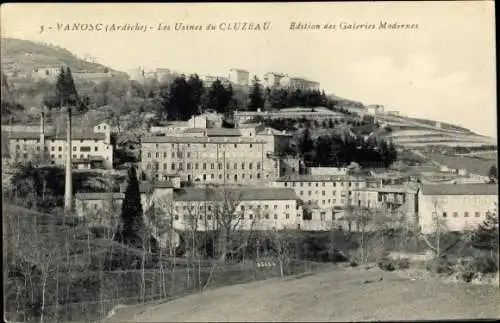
[95,147,98,151]
[73,146,77,151]
[234,144,237,148]
[286,205,289,209]
[322,191,325,196]
[203,144,206,148]
[284,182,288,187]
[300,182,303,187]
[308,191,311,196]
[163,152,167,158]
[285,213,290,219]
[315,183,319,187]
[234,163,237,170]
[257,162,261,170]
[156,152,159,158]
[241,163,245,170]
[80,154,83,159]
[443,212,447,218]
[249,144,253,148]
[187,163,191,170]
[195,163,199,170]
[203,163,207,170]
[322,182,325,187]
[73,154,76,158]
[274,214,278,219]
[300,190,303,196]
[211,163,214,170]
[475,212,480,217]
[264,213,269,219]
[203,174,206,180]
[147,152,151,158]
[249,163,253,169]
[257,173,260,179]
[211,174,214,179]
[218,163,222,169]
[58,154,62,159]
[308,183,312,187]
[187,152,191,158]
[58,147,62,151]
[171,163,175,170]
[219,174,222,179]
[464,212,469,217]
[333,182,336,187]
[172,152,175,158]
[453,212,458,217]
[227,163,230,169]
[164,163,167,170]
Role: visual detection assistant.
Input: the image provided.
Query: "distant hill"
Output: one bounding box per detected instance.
[371,112,496,148]
[1,38,125,75]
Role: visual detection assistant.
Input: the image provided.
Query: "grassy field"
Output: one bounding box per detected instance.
[424,152,497,175]
[104,265,500,322]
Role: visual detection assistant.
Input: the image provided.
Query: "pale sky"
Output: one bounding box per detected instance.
[1,2,497,138]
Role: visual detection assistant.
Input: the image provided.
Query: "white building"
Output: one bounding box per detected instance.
[262,72,286,88]
[229,69,250,87]
[417,184,498,233]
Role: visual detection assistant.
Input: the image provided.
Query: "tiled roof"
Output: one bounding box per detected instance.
[75,192,124,200]
[276,174,367,182]
[238,123,261,129]
[205,128,241,137]
[173,187,298,202]
[120,180,175,193]
[7,131,106,141]
[421,184,498,196]
[141,136,266,144]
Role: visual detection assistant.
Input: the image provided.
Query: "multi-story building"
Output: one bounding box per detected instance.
[75,185,299,231]
[273,174,368,210]
[417,184,498,233]
[229,69,250,87]
[262,72,286,88]
[234,107,344,125]
[201,75,231,88]
[279,76,320,91]
[141,135,280,184]
[5,115,113,169]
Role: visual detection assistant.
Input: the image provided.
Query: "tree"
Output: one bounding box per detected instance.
[487,165,497,183]
[248,76,264,111]
[116,166,145,248]
[187,74,204,113]
[472,203,499,251]
[206,79,232,114]
[299,128,314,157]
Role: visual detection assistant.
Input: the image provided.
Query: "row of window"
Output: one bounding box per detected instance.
[299,190,352,197]
[439,211,493,218]
[284,181,363,188]
[173,213,291,221]
[176,203,291,212]
[150,143,256,149]
[16,138,101,143]
[15,145,102,152]
[147,161,262,171]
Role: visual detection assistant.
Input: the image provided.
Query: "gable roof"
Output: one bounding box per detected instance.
[173,187,298,202]
[421,184,498,196]
[7,130,106,141]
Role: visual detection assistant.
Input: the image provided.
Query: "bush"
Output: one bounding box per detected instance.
[397,258,410,270]
[464,253,498,275]
[349,260,359,267]
[426,258,453,274]
[378,258,396,271]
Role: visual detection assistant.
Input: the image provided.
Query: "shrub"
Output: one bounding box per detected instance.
[426,258,453,274]
[378,258,396,271]
[349,260,359,267]
[397,258,410,270]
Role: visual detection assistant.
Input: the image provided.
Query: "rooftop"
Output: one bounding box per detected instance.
[276,174,367,182]
[421,184,498,196]
[173,187,298,202]
[7,131,106,141]
[75,192,124,200]
[120,180,175,193]
[183,128,242,137]
[142,136,266,144]
[256,127,292,137]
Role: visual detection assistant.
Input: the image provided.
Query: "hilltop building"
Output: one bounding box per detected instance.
[229,69,250,87]
[263,72,286,88]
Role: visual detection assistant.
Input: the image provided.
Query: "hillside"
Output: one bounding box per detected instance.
[1,38,124,75]
[372,113,496,148]
[104,266,500,322]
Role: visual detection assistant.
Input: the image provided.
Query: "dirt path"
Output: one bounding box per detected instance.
[103,267,500,322]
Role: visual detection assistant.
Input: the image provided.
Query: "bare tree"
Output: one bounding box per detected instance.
[264,227,293,277]
[418,198,450,260]
[211,188,244,262]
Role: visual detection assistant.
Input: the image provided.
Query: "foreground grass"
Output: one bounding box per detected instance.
[104,266,500,322]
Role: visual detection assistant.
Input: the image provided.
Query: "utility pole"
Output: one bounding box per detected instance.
[64,108,73,215]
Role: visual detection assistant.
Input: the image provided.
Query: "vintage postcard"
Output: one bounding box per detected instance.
[1,2,498,323]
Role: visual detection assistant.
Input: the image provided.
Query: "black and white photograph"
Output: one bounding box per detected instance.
[1,2,498,322]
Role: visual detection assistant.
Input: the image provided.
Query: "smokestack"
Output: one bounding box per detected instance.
[40,112,45,164]
[64,108,73,215]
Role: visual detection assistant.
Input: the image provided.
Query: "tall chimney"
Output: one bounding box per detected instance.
[64,108,73,215]
[40,112,45,164]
